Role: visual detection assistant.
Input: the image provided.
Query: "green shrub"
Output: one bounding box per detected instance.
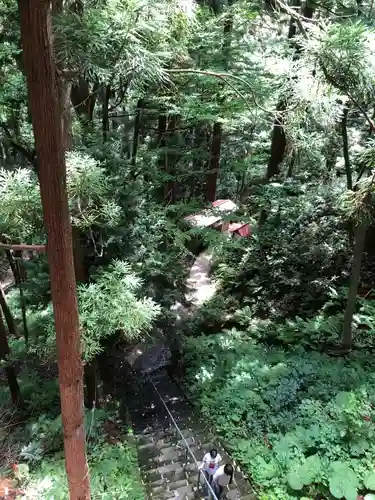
[183,331,375,499]
[17,409,144,499]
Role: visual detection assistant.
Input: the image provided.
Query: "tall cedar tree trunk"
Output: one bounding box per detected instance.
[205,1,229,202]
[266,2,314,180]
[342,223,367,348]
[206,122,223,202]
[0,311,22,406]
[0,285,19,339]
[18,2,90,499]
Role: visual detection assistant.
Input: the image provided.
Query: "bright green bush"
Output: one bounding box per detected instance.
[12,407,144,499]
[0,375,145,499]
[183,330,375,499]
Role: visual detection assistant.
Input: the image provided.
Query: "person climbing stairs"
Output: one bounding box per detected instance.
[123,367,256,500]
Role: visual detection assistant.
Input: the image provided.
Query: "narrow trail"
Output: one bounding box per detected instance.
[186,250,216,307]
[122,251,256,499]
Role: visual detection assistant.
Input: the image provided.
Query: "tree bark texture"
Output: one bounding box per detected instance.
[18,2,90,499]
[342,223,367,348]
[0,311,22,406]
[206,122,223,202]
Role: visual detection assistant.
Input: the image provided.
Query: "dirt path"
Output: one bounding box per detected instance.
[185,250,216,307]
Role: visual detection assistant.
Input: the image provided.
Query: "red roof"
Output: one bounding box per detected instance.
[212,199,237,211]
[212,199,227,208]
[228,222,251,237]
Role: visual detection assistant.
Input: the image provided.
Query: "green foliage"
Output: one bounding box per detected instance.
[0,168,42,242]
[19,406,144,499]
[66,151,121,230]
[183,331,375,499]
[212,183,350,319]
[0,368,145,499]
[33,260,160,362]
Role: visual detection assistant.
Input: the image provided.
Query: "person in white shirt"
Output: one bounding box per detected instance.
[212,463,234,499]
[199,448,222,485]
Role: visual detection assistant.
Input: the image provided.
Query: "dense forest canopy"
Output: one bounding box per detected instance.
[1,0,375,498]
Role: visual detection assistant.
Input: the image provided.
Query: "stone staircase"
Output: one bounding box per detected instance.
[125,368,256,500]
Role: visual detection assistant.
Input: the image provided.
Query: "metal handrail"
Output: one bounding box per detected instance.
[147,374,219,500]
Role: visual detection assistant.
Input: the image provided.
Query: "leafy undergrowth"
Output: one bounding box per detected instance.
[183,330,375,500]
[0,373,145,500]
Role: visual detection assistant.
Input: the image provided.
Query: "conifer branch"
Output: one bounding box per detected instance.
[166,69,275,115]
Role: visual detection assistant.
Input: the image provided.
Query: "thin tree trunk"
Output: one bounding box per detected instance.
[342,106,352,190]
[71,79,98,130]
[131,98,144,166]
[102,85,110,142]
[18,2,90,499]
[5,250,29,343]
[59,79,73,150]
[53,0,73,151]
[192,122,209,199]
[164,115,180,203]
[267,2,314,180]
[267,103,286,180]
[206,122,222,202]
[342,223,367,348]
[0,286,19,339]
[342,106,354,243]
[155,115,167,199]
[71,227,98,409]
[84,360,98,409]
[0,311,22,406]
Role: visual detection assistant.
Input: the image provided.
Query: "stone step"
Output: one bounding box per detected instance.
[225,489,241,500]
[160,483,195,499]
